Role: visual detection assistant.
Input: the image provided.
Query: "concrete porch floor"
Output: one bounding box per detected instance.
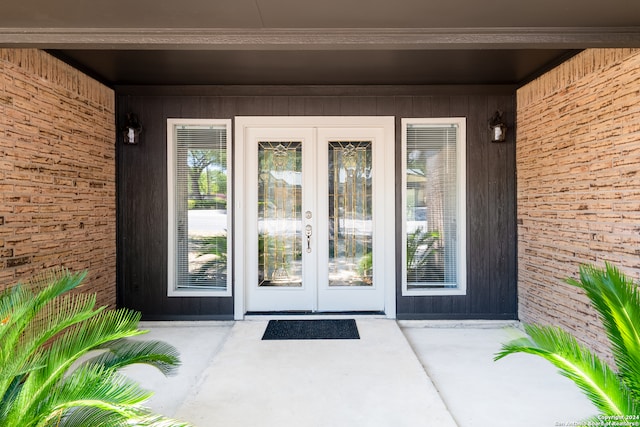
[123,319,596,427]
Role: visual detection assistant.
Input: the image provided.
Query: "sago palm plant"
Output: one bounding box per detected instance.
[0,268,191,427]
[495,263,640,423]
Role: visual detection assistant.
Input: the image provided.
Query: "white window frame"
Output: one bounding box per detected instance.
[167,118,232,297]
[401,118,467,296]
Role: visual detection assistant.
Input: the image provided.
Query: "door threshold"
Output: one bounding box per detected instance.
[244,311,386,320]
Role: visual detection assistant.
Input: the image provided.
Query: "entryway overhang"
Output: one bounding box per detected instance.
[2,27,640,49]
[1,0,639,86]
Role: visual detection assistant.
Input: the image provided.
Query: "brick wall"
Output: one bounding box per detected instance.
[517,48,640,359]
[0,49,116,308]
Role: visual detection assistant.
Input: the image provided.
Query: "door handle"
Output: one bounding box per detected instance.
[305,225,312,253]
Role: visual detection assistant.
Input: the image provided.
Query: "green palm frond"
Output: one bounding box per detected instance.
[495,324,637,416]
[89,339,181,376]
[496,264,640,421]
[567,263,640,401]
[0,270,87,353]
[0,271,92,409]
[49,407,136,427]
[0,268,191,427]
[15,308,146,418]
[0,374,27,420]
[19,365,152,427]
[406,228,440,270]
[54,407,192,427]
[50,364,152,407]
[4,293,100,378]
[0,283,31,338]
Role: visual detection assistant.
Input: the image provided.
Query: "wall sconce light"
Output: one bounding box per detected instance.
[121,112,142,145]
[488,111,507,143]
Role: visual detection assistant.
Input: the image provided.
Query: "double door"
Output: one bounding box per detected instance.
[236,117,394,314]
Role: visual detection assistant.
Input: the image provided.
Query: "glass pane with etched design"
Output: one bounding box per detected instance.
[328,141,373,287]
[258,141,303,287]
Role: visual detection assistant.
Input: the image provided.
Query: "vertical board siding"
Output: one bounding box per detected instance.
[117,88,516,320]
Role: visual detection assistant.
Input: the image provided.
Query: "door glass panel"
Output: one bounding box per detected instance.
[328,141,373,287]
[258,142,303,287]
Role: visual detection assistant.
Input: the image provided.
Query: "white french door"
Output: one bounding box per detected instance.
[234,117,395,316]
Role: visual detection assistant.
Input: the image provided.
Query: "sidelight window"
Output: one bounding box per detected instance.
[402,118,466,296]
[167,119,232,296]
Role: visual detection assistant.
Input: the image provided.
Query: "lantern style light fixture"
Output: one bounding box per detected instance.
[488,111,507,143]
[121,112,142,145]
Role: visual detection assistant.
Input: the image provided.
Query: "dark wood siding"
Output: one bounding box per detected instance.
[116,86,517,320]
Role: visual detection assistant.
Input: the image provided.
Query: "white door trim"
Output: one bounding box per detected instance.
[234,116,396,319]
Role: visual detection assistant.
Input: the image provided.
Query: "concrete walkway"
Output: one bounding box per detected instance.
[401,321,595,427]
[124,319,596,427]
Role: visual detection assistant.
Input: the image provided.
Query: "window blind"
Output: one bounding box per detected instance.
[174,124,229,292]
[405,123,459,289]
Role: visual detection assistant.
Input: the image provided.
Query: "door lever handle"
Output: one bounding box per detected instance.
[305,225,312,253]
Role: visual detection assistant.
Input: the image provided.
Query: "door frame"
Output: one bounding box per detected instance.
[234,116,396,319]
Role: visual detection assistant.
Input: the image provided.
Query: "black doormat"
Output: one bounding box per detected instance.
[262,319,360,340]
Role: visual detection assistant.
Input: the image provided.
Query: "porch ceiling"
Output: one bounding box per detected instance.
[1,0,639,86]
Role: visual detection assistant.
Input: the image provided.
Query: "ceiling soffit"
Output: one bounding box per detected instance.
[2,0,638,85]
[1,0,640,29]
[2,27,640,50]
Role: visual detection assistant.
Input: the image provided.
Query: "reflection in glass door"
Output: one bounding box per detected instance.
[258,141,303,288]
[328,141,373,287]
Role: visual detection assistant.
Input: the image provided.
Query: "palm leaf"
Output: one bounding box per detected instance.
[28,364,152,427]
[0,271,89,412]
[1,269,191,427]
[0,374,27,421]
[50,364,152,406]
[49,407,133,427]
[8,308,146,422]
[495,324,637,416]
[43,367,191,427]
[567,263,640,401]
[0,270,87,356]
[0,283,31,342]
[53,407,191,427]
[5,293,101,381]
[88,339,181,376]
